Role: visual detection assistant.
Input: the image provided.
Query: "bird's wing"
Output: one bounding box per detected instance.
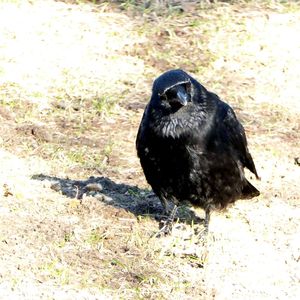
[222,104,259,179]
[136,103,149,153]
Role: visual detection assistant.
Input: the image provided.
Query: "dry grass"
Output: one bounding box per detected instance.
[0,0,299,299]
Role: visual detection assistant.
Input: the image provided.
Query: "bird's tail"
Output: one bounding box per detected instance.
[245,153,260,180]
[241,179,260,199]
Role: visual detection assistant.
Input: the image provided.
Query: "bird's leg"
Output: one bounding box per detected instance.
[195,207,211,244]
[151,204,178,238]
[204,208,210,234]
[160,196,170,215]
[167,204,178,225]
[160,204,178,235]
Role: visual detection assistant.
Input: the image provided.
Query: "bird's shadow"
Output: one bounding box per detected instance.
[32,174,203,225]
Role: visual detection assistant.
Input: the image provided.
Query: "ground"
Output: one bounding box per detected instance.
[0,0,299,299]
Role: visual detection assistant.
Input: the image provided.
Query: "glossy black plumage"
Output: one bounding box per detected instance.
[136,69,259,231]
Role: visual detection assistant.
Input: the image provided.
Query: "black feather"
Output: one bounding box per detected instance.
[136,69,260,232]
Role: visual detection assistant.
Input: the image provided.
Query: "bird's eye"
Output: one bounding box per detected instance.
[165,88,178,100]
[165,90,173,99]
[159,93,167,101]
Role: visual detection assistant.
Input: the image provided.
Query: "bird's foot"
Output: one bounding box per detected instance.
[194,226,209,245]
[150,216,175,238]
[150,204,178,238]
[149,218,172,238]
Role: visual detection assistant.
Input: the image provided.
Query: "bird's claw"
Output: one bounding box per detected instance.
[150,218,173,238]
[194,225,209,245]
[159,219,173,235]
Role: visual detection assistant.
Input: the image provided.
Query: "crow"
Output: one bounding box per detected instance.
[136,69,260,234]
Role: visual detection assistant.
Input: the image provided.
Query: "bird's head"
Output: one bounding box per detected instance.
[148,69,209,138]
[152,69,194,112]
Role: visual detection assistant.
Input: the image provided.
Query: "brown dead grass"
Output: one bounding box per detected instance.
[0,0,299,299]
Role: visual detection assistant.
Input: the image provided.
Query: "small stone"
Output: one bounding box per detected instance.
[86,183,103,192]
[50,182,61,192]
[54,100,67,110]
[102,195,113,203]
[94,193,113,203]
[3,184,13,197]
[94,193,105,201]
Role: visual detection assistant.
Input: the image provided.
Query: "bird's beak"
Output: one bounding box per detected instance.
[176,86,189,106]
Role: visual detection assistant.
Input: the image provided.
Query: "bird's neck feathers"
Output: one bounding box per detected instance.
[149,96,210,139]
[147,77,215,139]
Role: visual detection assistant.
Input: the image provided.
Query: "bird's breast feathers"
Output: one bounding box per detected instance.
[150,108,212,140]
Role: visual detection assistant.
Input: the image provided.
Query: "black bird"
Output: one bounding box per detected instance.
[136,69,260,233]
